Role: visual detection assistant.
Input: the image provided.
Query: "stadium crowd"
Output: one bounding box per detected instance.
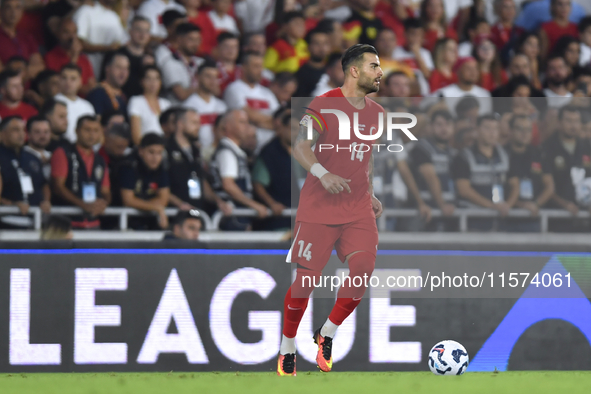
[0,0,590,234]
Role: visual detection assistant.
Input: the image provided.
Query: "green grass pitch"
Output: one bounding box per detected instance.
[2,371,591,394]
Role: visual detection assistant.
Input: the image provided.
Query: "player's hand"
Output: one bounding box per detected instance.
[493,202,511,217]
[440,203,455,217]
[418,201,432,222]
[565,202,579,216]
[521,201,539,217]
[320,173,351,194]
[16,201,30,215]
[371,195,383,219]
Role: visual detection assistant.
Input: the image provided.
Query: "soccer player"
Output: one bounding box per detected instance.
[277,44,384,376]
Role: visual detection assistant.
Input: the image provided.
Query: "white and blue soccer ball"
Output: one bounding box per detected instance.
[428,340,469,376]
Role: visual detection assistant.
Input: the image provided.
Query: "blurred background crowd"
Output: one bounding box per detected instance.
[0,0,591,236]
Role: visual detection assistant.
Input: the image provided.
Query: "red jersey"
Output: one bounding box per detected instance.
[423,27,457,52]
[296,88,384,225]
[541,20,578,54]
[428,69,457,92]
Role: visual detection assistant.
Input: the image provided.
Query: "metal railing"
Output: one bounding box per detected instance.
[0,206,588,233]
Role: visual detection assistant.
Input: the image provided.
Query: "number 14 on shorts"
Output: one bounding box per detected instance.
[298,241,312,261]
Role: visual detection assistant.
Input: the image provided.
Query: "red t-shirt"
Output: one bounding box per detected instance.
[188,12,217,57]
[17,10,44,49]
[218,62,240,94]
[296,88,384,225]
[479,70,508,91]
[490,23,524,50]
[429,69,457,92]
[0,102,38,121]
[44,47,95,86]
[51,146,111,189]
[375,0,412,47]
[423,27,457,52]
[540,20,579,54]
[0,26,39,64]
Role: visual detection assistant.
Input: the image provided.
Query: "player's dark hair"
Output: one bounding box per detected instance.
[40,98,67,117]
[403,17,422,31]
[477,114,500,126]
[60,63,82,75]
[217,31,238,45]
[455,96,480,117]
[431,109,453,123]
[509,114,531,130]
[176,22,201,36]
[0,115,23,131]
[26,115,49,132]
[140,132,166,148]
[162,10,186,28]
[76,115,100,131]
[558,105,581,121]
[0,69,20,89]
[341,44,378,73]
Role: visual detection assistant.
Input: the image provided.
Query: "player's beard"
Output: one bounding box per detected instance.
[358,73,380,94]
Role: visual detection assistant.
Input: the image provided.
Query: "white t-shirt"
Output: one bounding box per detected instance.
[580,43,591,67]
[136,0,186,38]
[224,79,279,149]
[128,95,172,136]
[458,42,473,58]
[207,10,239,35]
[54,93,96,143]
[73,2,127,79]
[433,84,493,116]
[233,0,274,34]
[183,93,228,151]
[160,55,204,105]
[544,89,573,108]
[392,46,434,71]
[215,137,246,179]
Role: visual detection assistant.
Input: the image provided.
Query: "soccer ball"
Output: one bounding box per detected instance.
[428,340,469,376]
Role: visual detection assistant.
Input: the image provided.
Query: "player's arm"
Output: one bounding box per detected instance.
[293,122,351,194]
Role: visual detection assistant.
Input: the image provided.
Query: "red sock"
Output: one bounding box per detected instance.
[282,287,309,338]
[328,252,375,326]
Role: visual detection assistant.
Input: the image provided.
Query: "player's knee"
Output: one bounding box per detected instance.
[347,251,375,276]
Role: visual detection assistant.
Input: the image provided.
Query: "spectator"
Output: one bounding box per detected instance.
[215,32,241,93]
[552,35,581,70]
[97,122,131,209]
[73,0,127,79]
[210,109,268,231]
[0,0,41,66]
[233,0,274,35]
[543,106,590,230]
[153,10,189,68]
[42,0,76,51]
[111,16,153,99]
[128,66,172,146]
[407,110,457,230]
[42,98,70,153]
[429,37,459,93]
[539,0,579,58]
[294,28,331,97]
[253,107,293,230]
[342,0,383,47]
[432,57,492,116]
[163,209,202,240]
[40,215,73,240]
[24,116,53,180]
[505,114,554,231]
[55,64,96,144]
[101,109,126,131]
[579,16,591,67]
[86,53,130,118]
[208,0,239,36]
[27,70,61,110]
[184,62,228,152]
[241,32,274,85]
[4,55,28,85]
[514,0,586,33]
[0,70,38,121]
[374,28,415,83]
[202,111,226,163]
[269,72,298,108]
[241,122,258,163]
[419,0,458,52]
[50,115,111,229]
[224,52,280,146]
[136,0,186,41]
[383,71,412,99]
[119,133,170,230]
[159,106,182,139]
[182,0,216,56]
[167,108,229,214]
[451,114,519,231]
[458,17,491,57]
[544,54,573,108]
[515,32,542,89]
[394,18,434,79]
[491,0,523,53]
[264,11,308,74]
[44,19,97,97]
[473,35,508,91]
[455,95,481,127]
[160,23,204,105]
[316,17,346,54]
[0,116,51,228]
[311,52,345,97]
